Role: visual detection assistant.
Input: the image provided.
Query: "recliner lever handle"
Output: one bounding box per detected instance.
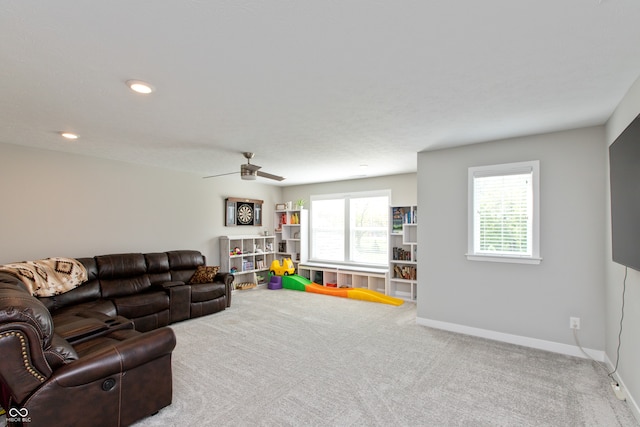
[102,378,116,391]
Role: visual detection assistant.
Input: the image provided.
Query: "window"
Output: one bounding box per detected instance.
[467,161,541,264]
[310,190,389,266]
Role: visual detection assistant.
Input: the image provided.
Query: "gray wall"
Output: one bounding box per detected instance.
[605,73,640,418]
[417,127,607,351]
[0,142,282,265]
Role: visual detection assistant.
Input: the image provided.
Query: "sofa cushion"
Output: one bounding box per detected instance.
[188,266,220,284]
[190,282,226,303]
[96,253,154,298]
[100,275,152,298]
[168,250,205,283]
[112,292,169,319]
[167,250,205,270]
[96,253,147,279]
[39,280,102,313]
[144,253,172,285]
[78,257,98,281]
[51,299,117,319]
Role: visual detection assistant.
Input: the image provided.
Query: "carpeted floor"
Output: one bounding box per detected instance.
[132,288,637,427]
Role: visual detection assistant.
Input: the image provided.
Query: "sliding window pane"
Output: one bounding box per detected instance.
[311,199,344,261]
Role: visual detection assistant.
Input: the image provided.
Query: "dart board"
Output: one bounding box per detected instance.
[236,203,254,225]
[225,198,263,226]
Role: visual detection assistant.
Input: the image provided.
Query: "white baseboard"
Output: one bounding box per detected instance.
[604,354,640,423]
[416,317,640,423]
[416,317,605,361]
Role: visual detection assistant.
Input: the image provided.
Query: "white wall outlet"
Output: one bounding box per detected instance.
[611,383,627,401]
[570,317,581,329]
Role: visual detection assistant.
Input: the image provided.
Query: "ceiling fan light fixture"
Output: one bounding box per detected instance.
[241,168,257,180]
[126,80,155,94]
[204,152,284,181]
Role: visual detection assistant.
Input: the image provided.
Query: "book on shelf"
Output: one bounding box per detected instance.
[242,260,254,271]
[392,207,404,232]
[392,247,412,261]
[404,207,417,224]
[393,264,417,280]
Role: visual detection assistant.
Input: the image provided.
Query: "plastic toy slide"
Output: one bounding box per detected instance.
[280,275,403,306]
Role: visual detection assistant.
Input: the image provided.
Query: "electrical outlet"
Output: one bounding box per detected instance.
[611,383,627,401]
[570,317,580,329]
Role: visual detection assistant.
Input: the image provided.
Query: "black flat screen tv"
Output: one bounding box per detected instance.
[609,113,640,272]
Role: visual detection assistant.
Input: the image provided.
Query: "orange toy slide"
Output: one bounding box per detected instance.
[281,275,403,306]
[346,287,404,306]
[306,283,350,297]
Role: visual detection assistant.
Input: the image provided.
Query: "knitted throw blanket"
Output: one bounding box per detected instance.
[0,257,88,297]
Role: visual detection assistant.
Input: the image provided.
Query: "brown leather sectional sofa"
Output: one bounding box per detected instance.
[0,250,233,427]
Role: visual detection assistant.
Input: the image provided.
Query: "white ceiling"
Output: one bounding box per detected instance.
[2,1,640,186]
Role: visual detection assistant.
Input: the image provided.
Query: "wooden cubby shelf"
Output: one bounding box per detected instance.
[389,205,417,301]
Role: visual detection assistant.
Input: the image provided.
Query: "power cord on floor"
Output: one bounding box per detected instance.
[572,327,611,377]
[570,266,627,383]
[608,266,627,385]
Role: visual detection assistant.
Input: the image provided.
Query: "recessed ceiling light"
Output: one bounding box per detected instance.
[126,80,155,94]
[60,132,79,140]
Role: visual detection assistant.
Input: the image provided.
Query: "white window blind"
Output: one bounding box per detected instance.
[468,161,541,264]
[310,198,345,262]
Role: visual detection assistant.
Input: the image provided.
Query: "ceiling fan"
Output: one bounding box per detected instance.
[204,152,285,181]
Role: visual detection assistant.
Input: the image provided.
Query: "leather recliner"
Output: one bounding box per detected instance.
[0,277,176,427]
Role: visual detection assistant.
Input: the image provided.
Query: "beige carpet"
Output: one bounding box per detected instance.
[132,288,637,427]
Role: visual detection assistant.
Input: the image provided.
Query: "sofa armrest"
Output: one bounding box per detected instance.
[214,272,234,307]
[149,281,185,293]
[53,327,176,388]
[159,282,191,323]
[55,317,109,343]
[160,281,186,289]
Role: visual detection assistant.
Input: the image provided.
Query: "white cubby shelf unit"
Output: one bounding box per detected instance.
[274,208,308,268]
[219,235,276,289]
[389,205,418,301]
[298,263,388,294]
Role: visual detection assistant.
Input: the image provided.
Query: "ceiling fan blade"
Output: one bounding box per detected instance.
[243,163,261,172]
[205,152,283,181]
[257,170,286,181]
[203,171,239,179]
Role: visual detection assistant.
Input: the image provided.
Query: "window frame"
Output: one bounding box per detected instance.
[309,190,390,267]
[467,160,541,265]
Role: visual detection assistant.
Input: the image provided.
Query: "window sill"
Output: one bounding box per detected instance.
[465,254,542,265]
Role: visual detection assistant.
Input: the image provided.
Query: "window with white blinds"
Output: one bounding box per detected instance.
[310,190,389,266]
[467,161,541,264]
